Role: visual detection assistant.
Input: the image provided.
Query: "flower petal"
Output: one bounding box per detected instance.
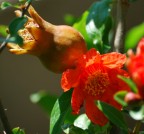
[85,48,101,67]
[71,87,85,114]
[102,52,126,68]
[61,69,80,92]
[136,38,144,55]
[85,98,108,126]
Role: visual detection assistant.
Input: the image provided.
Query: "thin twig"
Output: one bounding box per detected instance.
[0,99,12,134]
[113,0,129,53]
[132,121,142,134]
[0,34,10,54]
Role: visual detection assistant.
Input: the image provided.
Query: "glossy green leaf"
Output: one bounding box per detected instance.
[9,17,27,36]
[0,2,12,10]
[114,91,128,106]
[8,35,23,45]
[124,23,144,52]
[129,105,144,121]
[87,0,112,28]
[62,124,87,134]
[30,91,57,116]
[50,89,74,134]
[86,0,112,53]
[12,127,25,134]
[73,11,93,49]
[0,25,8,37]
[118,75,138,93]
[74,114,91,130]
[96,101,128,133]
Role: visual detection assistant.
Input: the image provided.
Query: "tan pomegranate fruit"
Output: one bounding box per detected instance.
[7,6,87,73]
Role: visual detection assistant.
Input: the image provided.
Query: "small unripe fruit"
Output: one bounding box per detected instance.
[124,92,142,105]
[7,6,87,73]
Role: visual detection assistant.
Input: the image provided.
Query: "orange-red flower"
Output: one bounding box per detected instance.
[126,38,144,98]
[61,48,130,126]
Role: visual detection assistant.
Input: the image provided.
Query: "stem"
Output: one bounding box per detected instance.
[132,121,142,134]
[0,34,10,54]
[0,99,12,134]
[113,0,129,53]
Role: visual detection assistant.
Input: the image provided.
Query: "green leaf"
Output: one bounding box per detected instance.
[8,35,23,45]
[96,101,128,133]
[118,75,138,93]
[88,123,111,134]
[73,11,93,49]
[12,127,25,134]
[124,22,144,52]
[9,17,28,36]
[114,91,128,106]
[0,25,8,37]
[129,105,144,121]
[30,91,57,116]
[0,2,12,10]
[64,14,78,26]
[86,0,112,53]
[74,114,91,130]
[87,0,112,28]
[62,124,87,134]
[50,89,74,134]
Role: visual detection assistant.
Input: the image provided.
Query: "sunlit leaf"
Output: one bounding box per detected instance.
[50,89,76,134]
[0,25,8,37]
[30,91,57,116]
[114,91,128,106]
[12,127,25,134]
[86,0,112,53]
[96,101,128,133]
[118,75,138,93]
[74,114,91,130]
[73,11,93,49]
[129,105,144,120]
[124,22,144,52]
[62,124,87,134]
[0,2,12,10]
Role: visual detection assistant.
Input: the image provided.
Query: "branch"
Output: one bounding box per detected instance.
[113,0,129,53]
[0,99,12,134]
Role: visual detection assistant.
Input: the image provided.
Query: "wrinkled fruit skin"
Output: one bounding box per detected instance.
[7,6,87,73]
[39,25,87,73]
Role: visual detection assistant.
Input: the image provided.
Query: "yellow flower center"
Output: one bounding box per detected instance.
[84,71,110,97]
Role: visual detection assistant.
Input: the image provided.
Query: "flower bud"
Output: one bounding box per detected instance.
[124,92,142,105]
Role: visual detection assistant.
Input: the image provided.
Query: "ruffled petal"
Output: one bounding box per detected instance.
[61,69,80,92]
[85,48,101,67]
[85,98,108,126]
[71,87,85,114]
[102,52,126,69]
[136,38,144,55]
[107,68,130,92]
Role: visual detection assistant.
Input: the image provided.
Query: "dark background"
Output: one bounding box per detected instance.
[0,0,144,133]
